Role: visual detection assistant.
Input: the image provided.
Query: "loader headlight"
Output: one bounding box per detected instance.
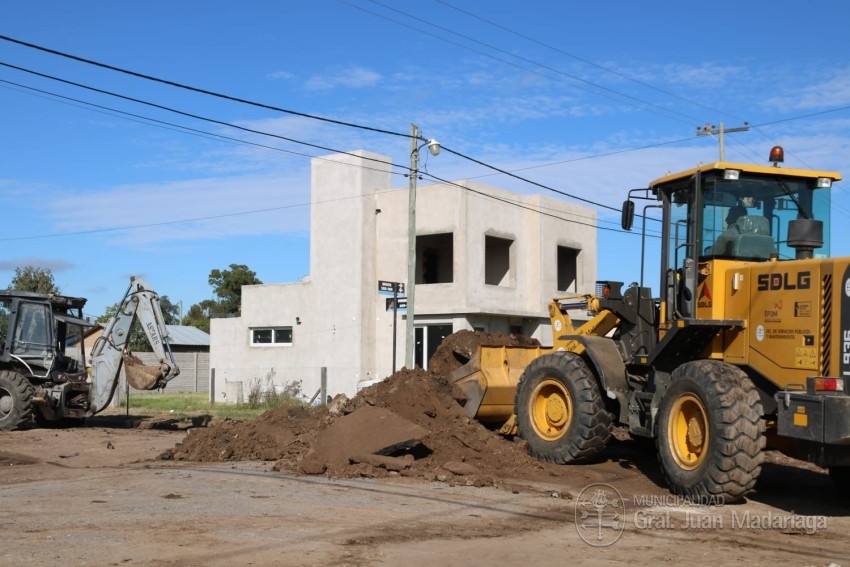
[723,169,740,180]
[816,177,832,188]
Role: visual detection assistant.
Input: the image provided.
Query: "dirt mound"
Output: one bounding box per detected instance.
[165,405,330,462]
[166,366,565,487]
[428,329,540,377]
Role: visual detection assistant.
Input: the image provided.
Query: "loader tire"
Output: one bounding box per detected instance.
[828,467,850,500]
[515,352,611,464]
[656,360,765,503]
[0,370,35,431]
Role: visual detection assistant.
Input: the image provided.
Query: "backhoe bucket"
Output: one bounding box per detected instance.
[123,353,165,390]
[451,345,548,423]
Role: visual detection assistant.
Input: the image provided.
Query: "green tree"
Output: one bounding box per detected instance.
[181,302,213,333]
[207,264,262,316]
[95,304,118,325]
[9,266,60,294]
[96,294,181,352]
[179,265,261,332]
[158,296,181,325]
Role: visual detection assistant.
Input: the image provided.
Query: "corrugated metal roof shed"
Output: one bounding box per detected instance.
[165,325,210,346]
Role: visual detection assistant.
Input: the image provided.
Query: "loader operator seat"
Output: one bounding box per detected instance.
[731,215,776,259]
[711,211,776,259]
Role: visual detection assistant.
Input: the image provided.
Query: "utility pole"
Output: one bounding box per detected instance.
[404,124,440,370]
[696,121,749,161]
[406,124,419,370]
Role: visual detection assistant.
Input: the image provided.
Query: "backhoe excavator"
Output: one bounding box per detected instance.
[452,147,850,501]
[0,276,179,430]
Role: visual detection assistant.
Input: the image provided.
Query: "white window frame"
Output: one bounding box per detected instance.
[250,326,293,347]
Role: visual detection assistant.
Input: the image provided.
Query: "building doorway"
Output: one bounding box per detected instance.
[414,324,453,370]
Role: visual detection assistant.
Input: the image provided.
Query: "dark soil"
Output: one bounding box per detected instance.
[165,331,576,487]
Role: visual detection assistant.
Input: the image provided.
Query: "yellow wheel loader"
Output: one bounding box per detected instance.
[452,147,848,502]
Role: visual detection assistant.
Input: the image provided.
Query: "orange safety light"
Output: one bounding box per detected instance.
[769,145,785,165]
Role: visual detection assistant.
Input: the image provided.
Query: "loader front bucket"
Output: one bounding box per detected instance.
[450,345,549,424]
[123,353,166,390]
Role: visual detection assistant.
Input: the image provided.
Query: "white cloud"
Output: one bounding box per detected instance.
[267,70,296,80]
[647,62,749,90]
[304,66,383,90]
[45,173,312,247]
[781,67,850,111]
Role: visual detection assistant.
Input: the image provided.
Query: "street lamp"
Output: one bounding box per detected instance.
[406,123,440,369]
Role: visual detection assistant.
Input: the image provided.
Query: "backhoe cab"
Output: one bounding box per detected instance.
[0,277,179,430]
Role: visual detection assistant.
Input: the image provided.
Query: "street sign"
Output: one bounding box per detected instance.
[380,280,406,373]
[378,280,405,296]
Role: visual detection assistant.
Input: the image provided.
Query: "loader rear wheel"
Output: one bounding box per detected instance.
[515,352,611,464]
[0,370,35,431]
[828,467,850,499]
[656,360,765,503]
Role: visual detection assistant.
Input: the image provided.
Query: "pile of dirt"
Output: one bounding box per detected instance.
[163,404,328,463]
[166,339,570,487]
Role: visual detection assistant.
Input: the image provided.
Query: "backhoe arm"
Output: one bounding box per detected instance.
[89,277,180,414]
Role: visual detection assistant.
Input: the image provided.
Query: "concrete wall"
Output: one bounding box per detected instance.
[131,351,210,393]
[209,151,597,400]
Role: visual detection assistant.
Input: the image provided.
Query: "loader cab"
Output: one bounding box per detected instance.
[624,147,840,328]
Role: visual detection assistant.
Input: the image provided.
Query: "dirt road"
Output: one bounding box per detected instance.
[1,416,848,567]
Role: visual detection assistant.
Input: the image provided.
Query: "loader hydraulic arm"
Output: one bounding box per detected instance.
[88,277,180,413]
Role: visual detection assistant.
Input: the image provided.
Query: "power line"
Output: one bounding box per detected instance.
[0,77,410,179]
[0,60,412,177]
[757,105,850,127]
[1,78,651,240]
[460,135,699,179]
[423,1,850,167]
[0,78,311,158]
[0,61,654,215]
[0,77,633,239]
[0,166,651,243]
[0,201,311,242]
[4,61,841,244]
[345,1,700,125]
[432,0,742,123]
[439,145,620,212]
[4,35,846,227]
[0,34,411,140]
[421,171,661,237]
[5,47,645,215]
[10,62,844,235]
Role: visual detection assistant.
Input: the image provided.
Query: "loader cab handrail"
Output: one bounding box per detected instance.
[621,188,661,288]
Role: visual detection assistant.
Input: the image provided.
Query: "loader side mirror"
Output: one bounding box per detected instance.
[621,200,635,231]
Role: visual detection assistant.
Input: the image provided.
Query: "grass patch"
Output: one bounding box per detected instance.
[113,391,305,421]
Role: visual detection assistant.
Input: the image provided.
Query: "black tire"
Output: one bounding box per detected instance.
[828,467,850,500]
[0,370,35,431]
[515,352,611,464]
[656,360,765,503]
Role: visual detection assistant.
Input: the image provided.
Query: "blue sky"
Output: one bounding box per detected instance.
[2,1,849,319]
